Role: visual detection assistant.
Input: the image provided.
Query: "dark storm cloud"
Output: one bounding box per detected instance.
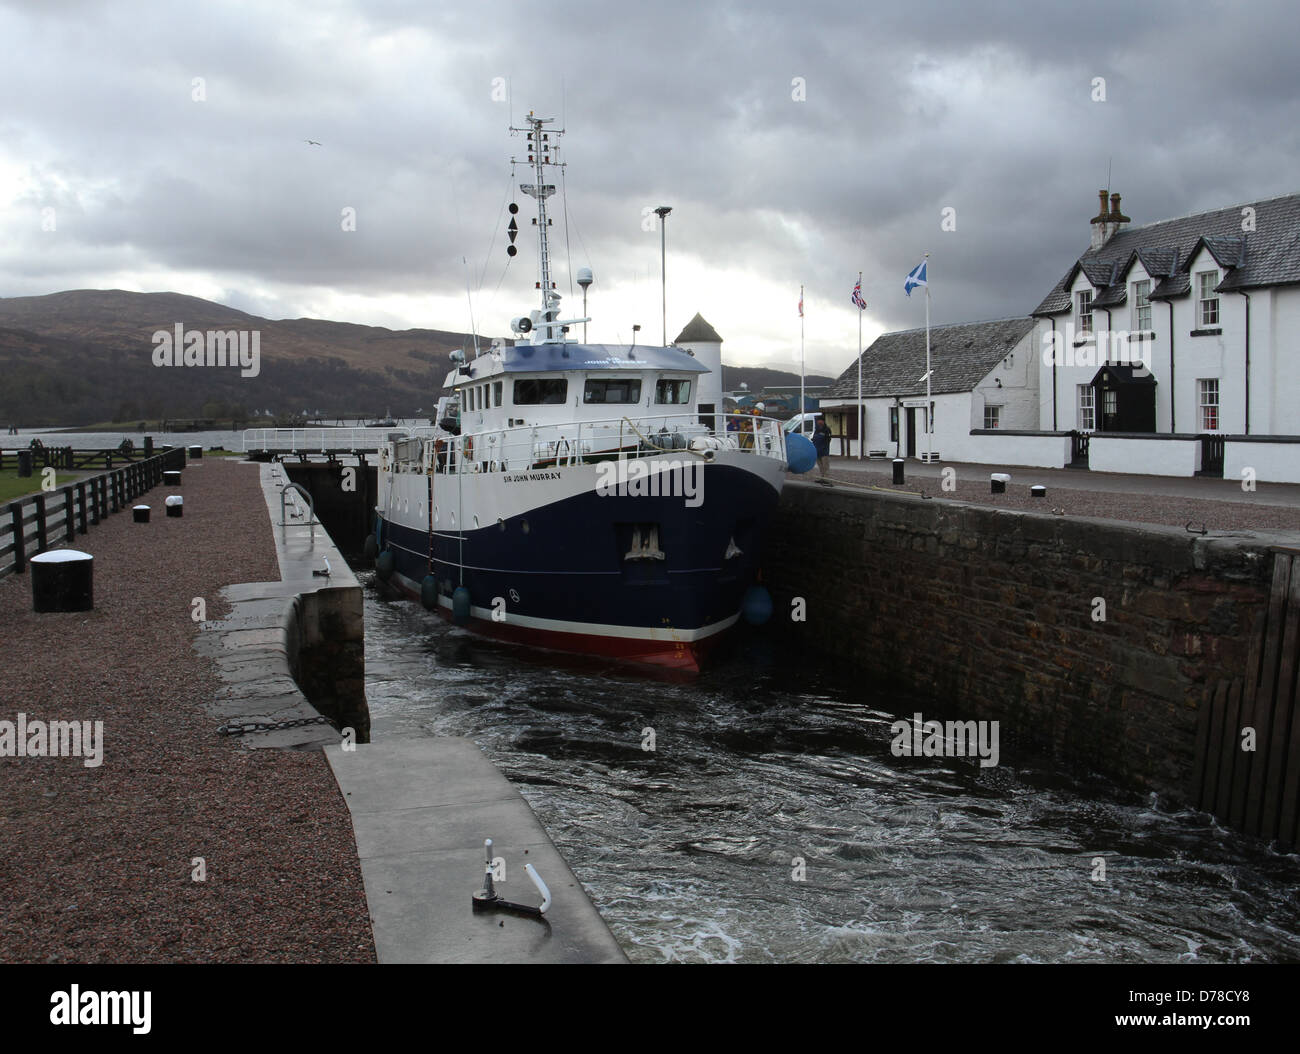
[1,0,1297,369]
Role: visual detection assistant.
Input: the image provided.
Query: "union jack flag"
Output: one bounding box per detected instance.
[851,280,866,311]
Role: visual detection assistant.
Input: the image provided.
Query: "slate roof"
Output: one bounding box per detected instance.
[1032,192,1300,315]
[824,317,1034,400]
[674,313,723,344]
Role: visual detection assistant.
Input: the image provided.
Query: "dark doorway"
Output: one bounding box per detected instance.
[905,408,917,457]
[1089,365,1157,433]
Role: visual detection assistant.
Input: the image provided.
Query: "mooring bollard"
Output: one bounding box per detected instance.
[990,472,1011,494]
[31,550,94,612]
[163,470,181,486]
[187,445,202,460]
[1031,485,1047,498]
[892,458,905,485]
[165,495,183,518]
[133,504,151,523]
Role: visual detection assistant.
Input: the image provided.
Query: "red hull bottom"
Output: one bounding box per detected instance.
[385,576,732,676]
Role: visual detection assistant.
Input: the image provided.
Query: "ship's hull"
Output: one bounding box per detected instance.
[375,451,784,671]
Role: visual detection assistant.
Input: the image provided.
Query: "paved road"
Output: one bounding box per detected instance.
[823,457,1300,508]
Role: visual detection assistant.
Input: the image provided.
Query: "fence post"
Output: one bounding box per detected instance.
[10,502,25,573]
[64,486,75,543]
[34,493,47,554]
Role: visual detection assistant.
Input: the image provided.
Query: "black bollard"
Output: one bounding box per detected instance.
[990,473,1010,494]
[1031,485,1047,498]
[163,470,181,486]
[133,505,151,523]
[187,445,202,460]
[16,450,32,478]
[31,550,94,612]
[165,495,184,518]
[892,458,905,485]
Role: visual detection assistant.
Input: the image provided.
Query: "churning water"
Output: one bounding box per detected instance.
[363,577,1300,964]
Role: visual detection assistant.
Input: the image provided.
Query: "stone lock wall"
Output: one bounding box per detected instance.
[762,482,1281,800]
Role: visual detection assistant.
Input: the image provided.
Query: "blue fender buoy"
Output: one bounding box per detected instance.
[375,549,395,581]
[785,433,816,474]
[420,574,438,610]
[362,534,378,562]
[452,586,472,624]
[742,584,773,626]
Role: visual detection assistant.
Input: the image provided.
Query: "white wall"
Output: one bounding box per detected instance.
[962,433,1071,468]
[1089,436,1200,476]
[1224,441,1300,484]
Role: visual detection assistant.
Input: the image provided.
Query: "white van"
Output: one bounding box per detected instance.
[782,412,823,438]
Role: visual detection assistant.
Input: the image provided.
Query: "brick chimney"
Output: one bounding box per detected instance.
[1090,189,1112,249]
[1108,192,1131,239]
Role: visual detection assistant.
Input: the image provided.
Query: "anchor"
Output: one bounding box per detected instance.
[471,838,551,919]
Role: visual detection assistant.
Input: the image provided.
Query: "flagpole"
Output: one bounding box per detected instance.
[857,270,863,460]
[800,284,806,428]
[924,253,932,465]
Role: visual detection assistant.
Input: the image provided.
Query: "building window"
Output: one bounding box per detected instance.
[1077,385,1095,431]
[1133,279,1151,331]
[513,378,568,405]
[1199,378,1219,431]
[1198,271,1220,327]
[983,404,1001,429]
[1103,389,1117,416]
[1077,289,1093,334]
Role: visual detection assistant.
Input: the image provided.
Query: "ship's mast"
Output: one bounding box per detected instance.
[513,112,562,339]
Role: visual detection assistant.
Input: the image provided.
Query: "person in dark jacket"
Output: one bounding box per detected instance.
[813,419,832,480]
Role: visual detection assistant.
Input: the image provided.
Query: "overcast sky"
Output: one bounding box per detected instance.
[2,0,1297,375]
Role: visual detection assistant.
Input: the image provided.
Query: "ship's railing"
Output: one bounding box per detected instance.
[423,413,786,475]
[240,426,439,453]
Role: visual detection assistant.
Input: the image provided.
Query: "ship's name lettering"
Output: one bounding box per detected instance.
[504,471,562,482]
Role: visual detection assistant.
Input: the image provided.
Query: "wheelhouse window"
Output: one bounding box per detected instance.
[1132,279,1151,331]
[513,378,568,405]
[1077,289,1093,334]
[983,404,1001,430]
[1198,271,1220,326]
[654,378,692,404]
[1199,378,1219,431]
[1077,385,1095,431]
[493,381,502,407]
[583,377,642,404]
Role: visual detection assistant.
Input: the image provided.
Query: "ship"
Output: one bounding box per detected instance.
[371,112,791,671]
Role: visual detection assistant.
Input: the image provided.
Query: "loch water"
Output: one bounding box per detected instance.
[363,577,1300,964]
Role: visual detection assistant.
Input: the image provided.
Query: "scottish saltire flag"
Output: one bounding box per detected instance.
[851,280,866,310]
[904,260,928,297]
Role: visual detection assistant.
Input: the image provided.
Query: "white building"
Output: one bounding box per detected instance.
[1030,190,1300,480]
[819,317,1037,461]
[673,312,723,424]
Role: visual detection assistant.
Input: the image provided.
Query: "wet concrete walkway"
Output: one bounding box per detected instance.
[326,737,627,964]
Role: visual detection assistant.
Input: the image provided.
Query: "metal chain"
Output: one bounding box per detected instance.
[217,715,335,737]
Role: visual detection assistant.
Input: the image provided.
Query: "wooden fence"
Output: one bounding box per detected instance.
[1193,545,1300,848]
[0,447,187,581]
[0,442,165,472]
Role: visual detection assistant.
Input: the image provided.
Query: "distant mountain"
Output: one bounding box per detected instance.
[0,290,486,426]
[0,289,831,427]
[721,365,834,393]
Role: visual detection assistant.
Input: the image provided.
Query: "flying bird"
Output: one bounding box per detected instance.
[305,139,321,146]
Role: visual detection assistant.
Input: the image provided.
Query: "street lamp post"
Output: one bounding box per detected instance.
[655,205,672,345]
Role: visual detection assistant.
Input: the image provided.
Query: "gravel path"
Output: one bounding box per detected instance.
[0,457,375,963]
[803,463,1300,533]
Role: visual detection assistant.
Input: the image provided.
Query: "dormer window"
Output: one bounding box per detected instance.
[1132,279,1151,331]
[1077,289,1093,334]
[1197,271,1220,326]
